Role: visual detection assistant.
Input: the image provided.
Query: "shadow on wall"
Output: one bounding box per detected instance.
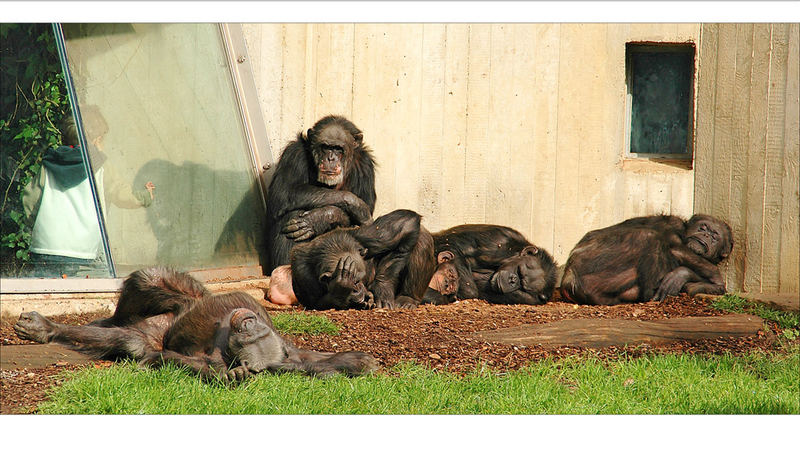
[133,159,266,270]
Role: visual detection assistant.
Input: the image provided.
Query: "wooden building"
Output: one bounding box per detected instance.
[242,23,799,296]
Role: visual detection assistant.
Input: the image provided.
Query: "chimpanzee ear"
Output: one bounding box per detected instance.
[521,246,539,256]
[438,250,455,264]
[359,247,368,257]
[353,132,363,145]
[319,271,333,284]
[304,128,314,143]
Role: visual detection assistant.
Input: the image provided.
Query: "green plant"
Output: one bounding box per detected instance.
[270,312,340,336]
[711,294,800,330]
[0,23,70,275]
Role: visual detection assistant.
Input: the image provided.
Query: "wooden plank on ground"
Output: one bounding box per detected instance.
[473,313,763,348]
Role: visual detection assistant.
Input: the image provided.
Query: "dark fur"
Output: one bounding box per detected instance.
[14,267,378,382]
[265,115,377,272]
[291,209,435,310]
[560,214,733,305]
[423,224,557,305]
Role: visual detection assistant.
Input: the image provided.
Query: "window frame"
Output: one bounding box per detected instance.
[1,23,273,294]
[624,42,697,164]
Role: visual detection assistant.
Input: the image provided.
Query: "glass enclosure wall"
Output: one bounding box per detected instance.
[1,24,265,279]
[62,23,264,276]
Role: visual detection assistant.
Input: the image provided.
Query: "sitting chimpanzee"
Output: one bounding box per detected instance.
[423,224,557,305]
[268,209,435,310]
[14,267,378,382]
[265,115,376,272]
[560,214,734,305]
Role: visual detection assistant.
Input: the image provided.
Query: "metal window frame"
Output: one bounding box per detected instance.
[624,42,697,164]
[1,23,273,294]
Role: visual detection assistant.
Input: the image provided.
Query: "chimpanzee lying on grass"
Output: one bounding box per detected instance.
[14,267,378,382]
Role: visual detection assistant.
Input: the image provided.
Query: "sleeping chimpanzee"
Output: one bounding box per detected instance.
[265,115,377,272]
[14,267,378,382]
[423,224,558,305]
[560,214,734,305]
[268,209,435,310]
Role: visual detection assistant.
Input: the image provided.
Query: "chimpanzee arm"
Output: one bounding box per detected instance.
[653,266,725,301]
[354,210,422,308]
[670,246,724,284]
[266,140,373,225]
[282,205,352,242]
[140,348,237,382]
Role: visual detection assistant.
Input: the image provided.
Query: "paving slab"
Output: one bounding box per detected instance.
[1,344,93,370]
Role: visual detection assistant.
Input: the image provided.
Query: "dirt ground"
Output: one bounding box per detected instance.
[1,294,793,414]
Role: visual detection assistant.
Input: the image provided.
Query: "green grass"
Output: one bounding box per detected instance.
[270,312,340,335]
[711,294,800,330]
[38,347,799,414]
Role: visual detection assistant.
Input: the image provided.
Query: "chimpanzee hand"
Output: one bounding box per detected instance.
[654,267,694,301]
[282,206,351,242]
[225,365,252,383]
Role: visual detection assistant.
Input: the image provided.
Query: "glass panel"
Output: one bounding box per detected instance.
[629,47,694,156]
[61,24,265,276]
[1,24,112,278]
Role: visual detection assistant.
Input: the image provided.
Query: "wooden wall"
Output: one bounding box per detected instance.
[695,23,800,295]
[242,23,702,269]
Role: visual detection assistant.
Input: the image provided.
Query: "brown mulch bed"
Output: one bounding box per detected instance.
[1,294,792,414]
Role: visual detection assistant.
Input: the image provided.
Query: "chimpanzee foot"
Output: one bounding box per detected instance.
[333,351,380,376]
[394,296,419,309]
[14,311,56,344]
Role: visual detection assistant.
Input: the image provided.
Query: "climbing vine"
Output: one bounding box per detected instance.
[0,23,70,275]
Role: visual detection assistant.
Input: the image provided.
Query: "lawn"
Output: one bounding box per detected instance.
[38,347,799,414]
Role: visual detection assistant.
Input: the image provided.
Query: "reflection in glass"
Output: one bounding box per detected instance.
[0,23,111,278]
[61,24,265,275]
[628,46,694,156]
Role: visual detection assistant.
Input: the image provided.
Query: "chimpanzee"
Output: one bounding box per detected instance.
[267,209,435,310]
[560,214,734,305]
[265,115,377,272]
[423,224,557,305]
[14,267,379,382]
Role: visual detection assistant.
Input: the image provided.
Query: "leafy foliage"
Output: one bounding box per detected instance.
[0,24,70,275]
[711,294,800,330]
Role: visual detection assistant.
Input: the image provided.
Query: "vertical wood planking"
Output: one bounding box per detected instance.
[439,25,470,229]
[529,24,560,251]
[279,24,310,152]
[710,25,736,224]
[709,25,737,286]
[418,24,447,232]
[552,25,583,261]
[506,25,537,238]
[694,24,719,215]
[780,24,800,293]
[576,24,611,233]
[728,23,754,291]
[744,24,773,292]
[351,25,392,212]
[463,24,491,223]
[391,25,424,214]
[486,24,515,228]
[762,24,789,293]
[311,24,355,117]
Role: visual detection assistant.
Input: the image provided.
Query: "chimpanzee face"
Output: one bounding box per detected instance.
[429,251,459,295]
[226,308,286,373]
[685,216,733,264]
[490,246,550,303]
[308,124,359,187]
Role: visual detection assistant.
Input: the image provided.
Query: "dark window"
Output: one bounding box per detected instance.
[626,43,695,158]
